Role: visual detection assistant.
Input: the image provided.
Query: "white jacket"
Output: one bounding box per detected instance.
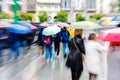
[85,40,107,74]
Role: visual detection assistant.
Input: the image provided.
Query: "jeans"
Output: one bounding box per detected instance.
[54,42,60,55]
[62,42,69,56]
[45,45,54,60]
[8,42,20,60]
[21,41,28,54]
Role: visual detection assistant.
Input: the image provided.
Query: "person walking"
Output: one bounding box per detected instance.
[66,29,85,80]
[37,27,44,57]
[85,33,106,80]
[44,35,54,61]
[7,32,21,60]
[61,27,70,58]
[18,34,28,54]
[53,32,61,58]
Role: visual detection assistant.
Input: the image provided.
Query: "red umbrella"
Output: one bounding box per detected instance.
[40,22,49,27]
[97,28,120,42]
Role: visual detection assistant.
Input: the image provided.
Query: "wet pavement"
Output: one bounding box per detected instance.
[0,28,114,80]
[0,43,108,80]
[108,47,120,80]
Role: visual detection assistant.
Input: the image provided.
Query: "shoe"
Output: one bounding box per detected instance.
[50,58,53,62]
[47,59,50,62]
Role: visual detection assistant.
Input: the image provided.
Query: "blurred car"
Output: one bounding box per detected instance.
[98,14,120,26]
[110,14,120,25]
[104,14,120,26]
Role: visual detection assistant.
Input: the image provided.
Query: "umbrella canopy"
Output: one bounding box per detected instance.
[0,22,11,28]
[42,25,61,36]
[97,28,120,42]
[40,22,49,27]
[6,24,31,34]
[18,21,38,30]
[57,22,69,28]
[31,25,38,30]
[70,21,101,29]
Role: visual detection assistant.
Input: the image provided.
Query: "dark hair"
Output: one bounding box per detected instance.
[63,27,67,29]
[117,24,120,27]
[88,33,96,40]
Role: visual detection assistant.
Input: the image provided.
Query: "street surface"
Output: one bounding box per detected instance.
[0,27,116,80]
[0,43,108,80]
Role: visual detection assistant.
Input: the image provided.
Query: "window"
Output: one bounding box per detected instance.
[40,5,43,8]
[47,5,51,9]
[87,0,96,9]
[62,0,70,8]
[55,5,58,8]
[65,0,67,8]
[75,0,81,9]
[27,4,35,12]
[10,5,21,11]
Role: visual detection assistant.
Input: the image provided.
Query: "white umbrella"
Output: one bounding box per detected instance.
[70,21,101,29]
[42,25,61,36]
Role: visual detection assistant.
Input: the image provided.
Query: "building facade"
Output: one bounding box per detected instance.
[1,0,24,16]
[36,0,61,22]
[61,0,118,22]
[0,0,118,22]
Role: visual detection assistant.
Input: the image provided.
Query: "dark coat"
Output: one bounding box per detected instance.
[53,32,61,43]
[61,29,70,43]
[37,27,44,45]
[66,35,85,72]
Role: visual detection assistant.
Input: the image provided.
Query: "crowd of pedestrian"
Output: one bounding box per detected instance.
[66,29,108,80]
[0,22,120,80]
[0,28,36,66]
[37,26,70,61]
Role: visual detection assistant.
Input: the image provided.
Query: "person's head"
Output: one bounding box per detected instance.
[117,24,120,27]
[88,33,96,40]
[74,29,83,36]
[63,27,67,30]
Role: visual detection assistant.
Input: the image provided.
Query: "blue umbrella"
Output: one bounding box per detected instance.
[6,24,31,34]
[17,21,32,29]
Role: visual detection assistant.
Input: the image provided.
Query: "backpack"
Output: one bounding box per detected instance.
[43,36,51,45]
[62,31,69,42]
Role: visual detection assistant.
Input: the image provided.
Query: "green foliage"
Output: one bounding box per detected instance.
[38,11,48,22]
[0,12,11,19]
[55,10,68,22]
[18,12,33,21]
[27,13,33,21]
[93,13,103,20]
[76,13,86,22]
[89,18,95,22]
[118,1,120,12]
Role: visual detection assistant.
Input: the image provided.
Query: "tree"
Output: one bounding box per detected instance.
[118,0,120,12]
[18,12,33,22]
[38,11,48,22]
[55,10,68,22]
[76,13,86,22]
[0,12,11,19]
[93,13,103,20]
